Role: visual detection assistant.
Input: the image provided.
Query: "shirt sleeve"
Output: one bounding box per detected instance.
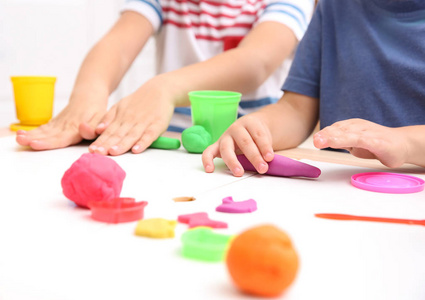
[281,2,322,98]
[257,0,315,40]
[120,0,163,33]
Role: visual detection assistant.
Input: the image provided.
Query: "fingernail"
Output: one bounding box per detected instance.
[265,152,274,161]
[233,167,242,176]
[97,146,105,153]
[132,145,140,152]
[89,145,97,152]
[97,123,105,130]
[205,164,213,173]
[17,130,27,135]
[111,145,118,151]
[258,162,268,174]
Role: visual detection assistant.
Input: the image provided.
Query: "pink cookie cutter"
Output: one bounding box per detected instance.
[237,154,321,178]
[88,197,148,224]
[216,196,257,213]
[178,212,228,229]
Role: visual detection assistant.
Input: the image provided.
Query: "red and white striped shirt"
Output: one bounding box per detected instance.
[122,0,314,131]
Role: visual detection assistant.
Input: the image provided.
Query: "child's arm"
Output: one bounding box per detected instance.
[313,119,425,168]
[16,11,153,150]
[202,92,319,177]
[85,21,300,155]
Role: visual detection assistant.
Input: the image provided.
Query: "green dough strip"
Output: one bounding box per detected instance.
[149,136,181,150]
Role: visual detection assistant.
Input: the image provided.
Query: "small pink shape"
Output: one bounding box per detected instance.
[178,212,228,229]
[216,196,257,213]
[237,154,321,178]
[61,153,126,208]
[88,197,148,224]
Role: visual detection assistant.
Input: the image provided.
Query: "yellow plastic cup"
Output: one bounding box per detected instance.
[10,76,56,131]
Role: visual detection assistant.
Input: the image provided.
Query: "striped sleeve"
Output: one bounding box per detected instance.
[120,0,163,32]
[257,0,315,40]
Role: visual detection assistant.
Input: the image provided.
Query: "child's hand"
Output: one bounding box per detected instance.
[202,114,275,177]
[16,93,108,150]
[84,81,175,156]
[313,119,409,168]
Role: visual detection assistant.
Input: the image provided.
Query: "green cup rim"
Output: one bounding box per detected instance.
[188,90,241,103]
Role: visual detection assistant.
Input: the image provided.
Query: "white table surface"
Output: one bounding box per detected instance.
[1,136,425,300]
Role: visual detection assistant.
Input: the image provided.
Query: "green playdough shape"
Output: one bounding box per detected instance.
[181,227,233,262]
[181,125,212,153]
[149,136,181,150]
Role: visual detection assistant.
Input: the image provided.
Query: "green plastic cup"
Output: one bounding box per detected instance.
[189,90,241,143]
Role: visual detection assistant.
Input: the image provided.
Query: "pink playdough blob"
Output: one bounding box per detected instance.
[61,153,126,208]
[237,154,321,178]
[216,196,257,213]
[178,212,228,229]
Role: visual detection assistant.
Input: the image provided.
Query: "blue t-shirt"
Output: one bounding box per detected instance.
[282,0,425,129]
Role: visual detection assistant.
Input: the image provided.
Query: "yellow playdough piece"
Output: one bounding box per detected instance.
[135,218,177,238]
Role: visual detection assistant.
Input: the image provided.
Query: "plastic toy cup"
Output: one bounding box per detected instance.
[189,90,241,142]
[10,76,56,131]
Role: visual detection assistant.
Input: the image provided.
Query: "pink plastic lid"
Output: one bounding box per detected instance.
[351,172,425,194]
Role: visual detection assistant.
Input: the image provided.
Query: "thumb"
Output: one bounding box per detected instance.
[95,105,117,135]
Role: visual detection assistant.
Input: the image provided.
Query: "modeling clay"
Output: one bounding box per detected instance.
[178,212,228,229]
[181,125,212,153]
[149,136,181,150]
[216,196,257,213]
[181,227,234,262]
[173,196,196,202]
[135,218,177,238]
[88,197,148,224]
[237,154,321,178]
[226,225,299,297]
[61,153,126,208]
[315,213,425,226]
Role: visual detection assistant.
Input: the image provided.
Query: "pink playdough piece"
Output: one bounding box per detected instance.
[88,197,148,224]
[237,154,321,178]
[178,212,228,229]
[216,196,257,213]
[61,153,126,208]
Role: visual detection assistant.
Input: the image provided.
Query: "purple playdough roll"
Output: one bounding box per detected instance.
[237,154,321,178]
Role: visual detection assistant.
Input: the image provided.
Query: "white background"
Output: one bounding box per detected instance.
[0,0,157,127]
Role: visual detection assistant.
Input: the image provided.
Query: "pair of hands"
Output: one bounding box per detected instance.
[202,118,409,176]
[16,85,175,156]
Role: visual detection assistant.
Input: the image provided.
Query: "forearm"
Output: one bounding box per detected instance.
[155,21,297,107]
[400,125,425,167]
[257,92,319,150]
[71,11,153,103]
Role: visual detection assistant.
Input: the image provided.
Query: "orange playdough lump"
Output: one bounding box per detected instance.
[226,225,299,297]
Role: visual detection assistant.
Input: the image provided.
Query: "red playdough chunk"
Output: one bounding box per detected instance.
[237,154,321,178]
[61,153,126,208]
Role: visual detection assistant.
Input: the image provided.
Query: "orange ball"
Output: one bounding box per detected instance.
[226,225,299,297]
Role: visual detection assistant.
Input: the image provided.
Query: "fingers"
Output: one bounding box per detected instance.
[89,121,136,155]
[219,134,245,177]
[313,119,373,150]
[131,126,161,154]
[15,122,83,150]
[95,106,117,135]
[202,116,273,177]
[202,143,220,173]
[88,119,163,156]
[79,106,118,140]
[313,119,406,167]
